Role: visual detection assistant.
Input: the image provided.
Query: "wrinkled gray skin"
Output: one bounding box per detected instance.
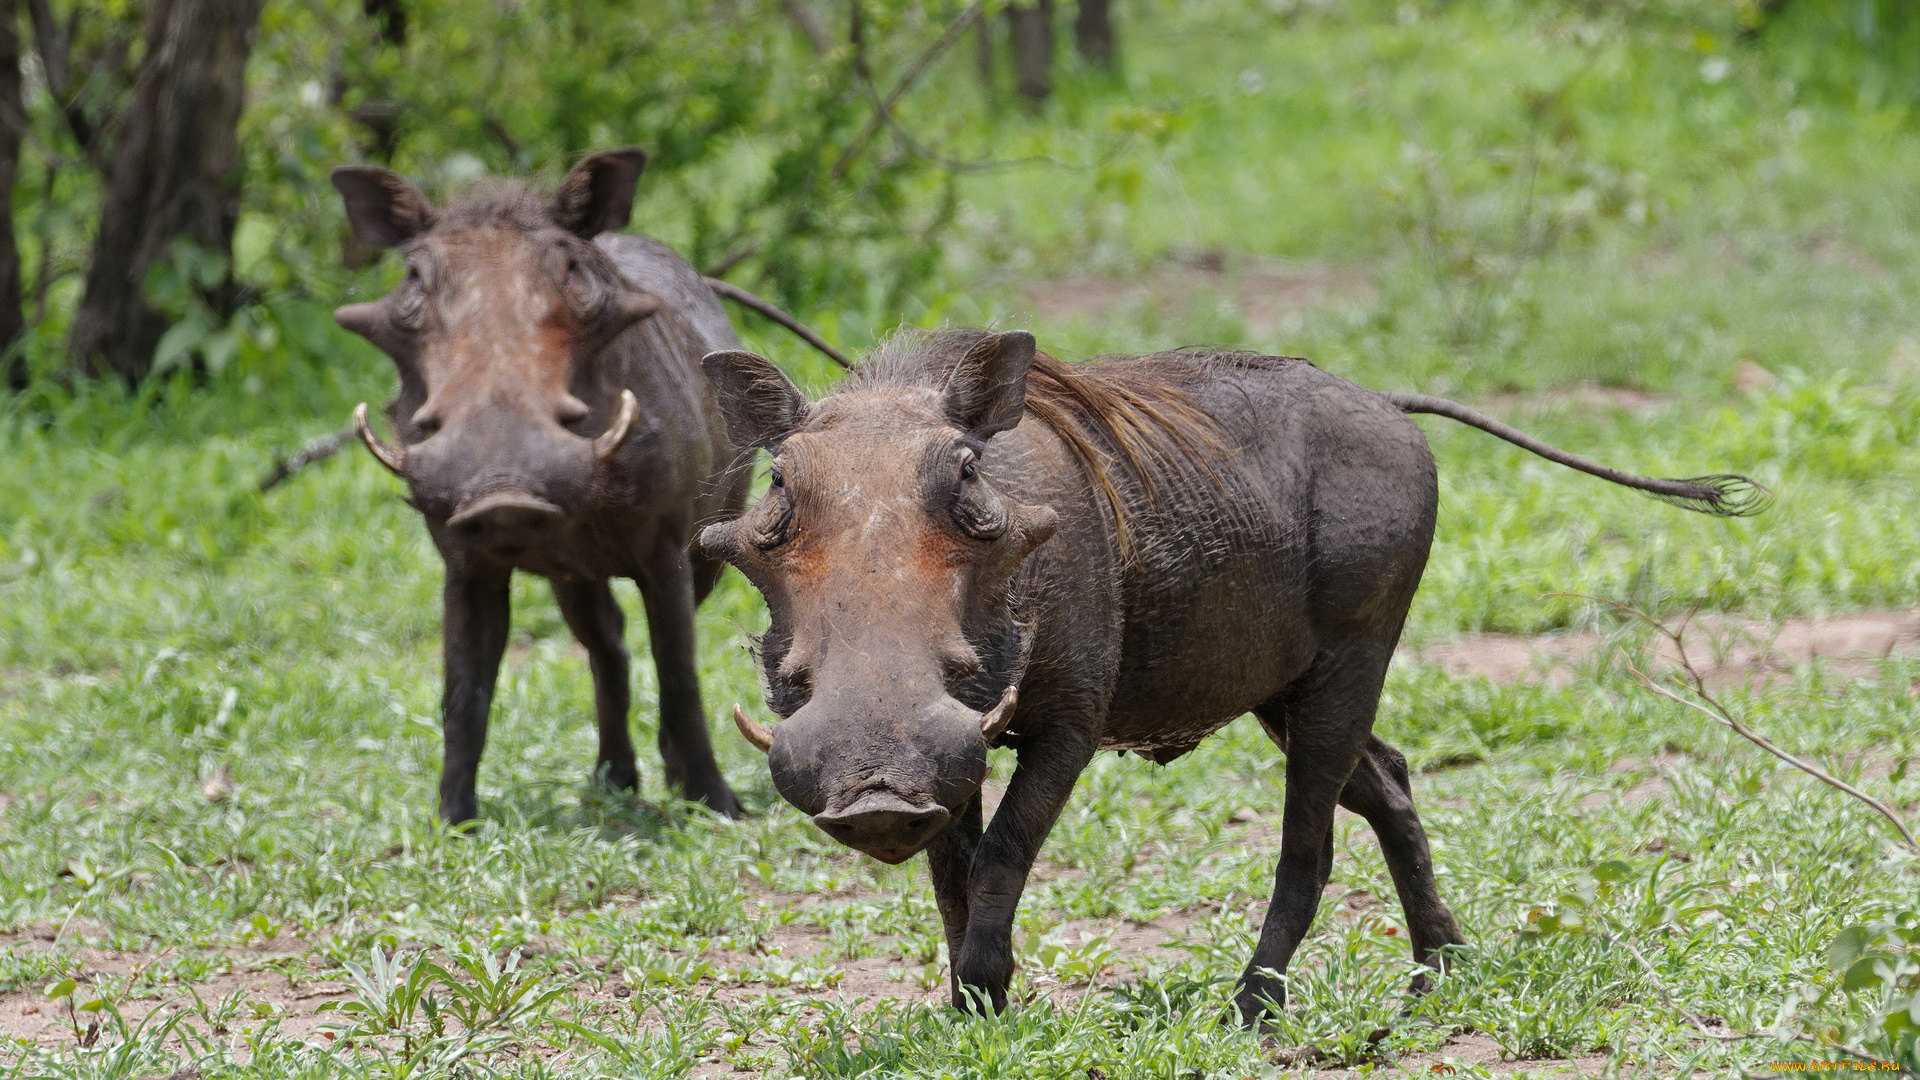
[332,149,748,822]
[699,329,1466,1026]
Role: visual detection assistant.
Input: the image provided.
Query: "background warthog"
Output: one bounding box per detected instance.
[332,149,749,822]
[699,329,1766,1023]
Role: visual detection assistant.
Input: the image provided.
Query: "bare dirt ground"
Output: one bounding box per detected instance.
[1017,256,1375,342]
[3,893,1627,1076]
[0,934,349,1048]
[1406,609,1920,688]
[18,612,1900,1071]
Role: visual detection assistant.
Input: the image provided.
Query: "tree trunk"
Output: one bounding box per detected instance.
[68,0,263,383]
[363,0,406,47]
[1007,0,1053,106]
[1074,0,1115,68]
[1,0,23,388]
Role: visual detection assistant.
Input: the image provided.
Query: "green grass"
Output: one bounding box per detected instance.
[6,0,1920,1075]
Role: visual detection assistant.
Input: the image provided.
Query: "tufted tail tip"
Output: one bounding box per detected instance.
[1648,474,1774,517]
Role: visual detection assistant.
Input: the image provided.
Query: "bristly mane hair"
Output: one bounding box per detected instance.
[847,328,1233,561]
[412,179,574,237]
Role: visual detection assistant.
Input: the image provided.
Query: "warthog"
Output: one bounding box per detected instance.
[332,149,749,821]
[698,329,1765,1023]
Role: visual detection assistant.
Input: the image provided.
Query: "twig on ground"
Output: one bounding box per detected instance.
[1594,922,1750,1044]
[1583,594,1920,854]
[258,429,354,492]
[1629,672,1919,853]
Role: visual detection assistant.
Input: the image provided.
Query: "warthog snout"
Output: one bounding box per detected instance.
[814,792,953,864]
[447,491,564,555]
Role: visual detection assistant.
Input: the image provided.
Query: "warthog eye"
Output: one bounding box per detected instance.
[393,261,428,329]
[751,472,795,550]
[563,255,606,316]
[949,449,1007,540]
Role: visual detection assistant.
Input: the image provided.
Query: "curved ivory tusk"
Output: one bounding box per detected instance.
[980,685,1019,740]
[353,403,406,476]
[594,389,640,462]
[733,703,775,753]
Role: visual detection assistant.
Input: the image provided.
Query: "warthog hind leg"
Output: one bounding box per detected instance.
[1237,645,1395,1026]
[1335,735,1466,987]
[553,578,638,794]
[638,545,742,818]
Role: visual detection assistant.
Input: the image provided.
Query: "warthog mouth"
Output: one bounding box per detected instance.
[447,491,566,556]
[813,790,953,863]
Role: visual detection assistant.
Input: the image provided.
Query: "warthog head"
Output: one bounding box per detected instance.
[697,332,1059,862]
[331,150,661,563]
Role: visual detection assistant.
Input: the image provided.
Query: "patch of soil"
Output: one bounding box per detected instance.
[1360,1031,1613,1076]
[1405,610,1920,689]
[1474,384,1674,418]
[1409,631,1598,688]
[0,946,349,1049]
[1018,257,1374,341]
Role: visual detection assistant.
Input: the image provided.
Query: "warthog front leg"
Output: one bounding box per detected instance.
[923,792,983,991]
[439,562,512,825]
[950,722,1097,1013]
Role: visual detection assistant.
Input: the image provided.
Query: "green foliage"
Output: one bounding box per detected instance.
[6,0,1920,1075]
[12,0,975,386]
[1818,912,1920,1069]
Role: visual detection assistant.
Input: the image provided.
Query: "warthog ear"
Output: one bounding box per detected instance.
[553,148,648,239]
[943,331,1036,440]
[331,166,436,248]
[702,350,811,451]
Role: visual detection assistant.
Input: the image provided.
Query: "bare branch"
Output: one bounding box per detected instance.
[780,0,833,54]
[1569,592,1920,855]
[702,277,851,369]
[482,115,520,164]
[702,245,758,280]
[24,0,98,159]
[1627,666,1919,853]
[831,3,984,181]
[258,429,354,492]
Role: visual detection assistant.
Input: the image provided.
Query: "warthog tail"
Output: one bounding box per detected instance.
[1382,391,1773,517]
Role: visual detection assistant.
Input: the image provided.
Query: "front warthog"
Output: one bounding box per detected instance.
[332,149,749,821]
[699,329,1766,1023]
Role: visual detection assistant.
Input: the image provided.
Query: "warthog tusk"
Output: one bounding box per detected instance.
[981,685,1018,740]
[353,403,405,476]
[733,703,775,753]
[595,389,640,462]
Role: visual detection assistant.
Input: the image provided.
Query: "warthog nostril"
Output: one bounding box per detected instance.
[812,792,951,863]
[447,492,563,553]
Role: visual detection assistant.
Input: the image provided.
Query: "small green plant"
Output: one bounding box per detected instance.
[42,977,104,1047]
[1817,912,1920,1071]
[317,947,445,1041]
[1019,927,1122,984]
[438,944,571,1032]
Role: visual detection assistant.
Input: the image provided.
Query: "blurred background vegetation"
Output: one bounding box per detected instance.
[6,2,1920,1073]
[3,0,1920,399]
